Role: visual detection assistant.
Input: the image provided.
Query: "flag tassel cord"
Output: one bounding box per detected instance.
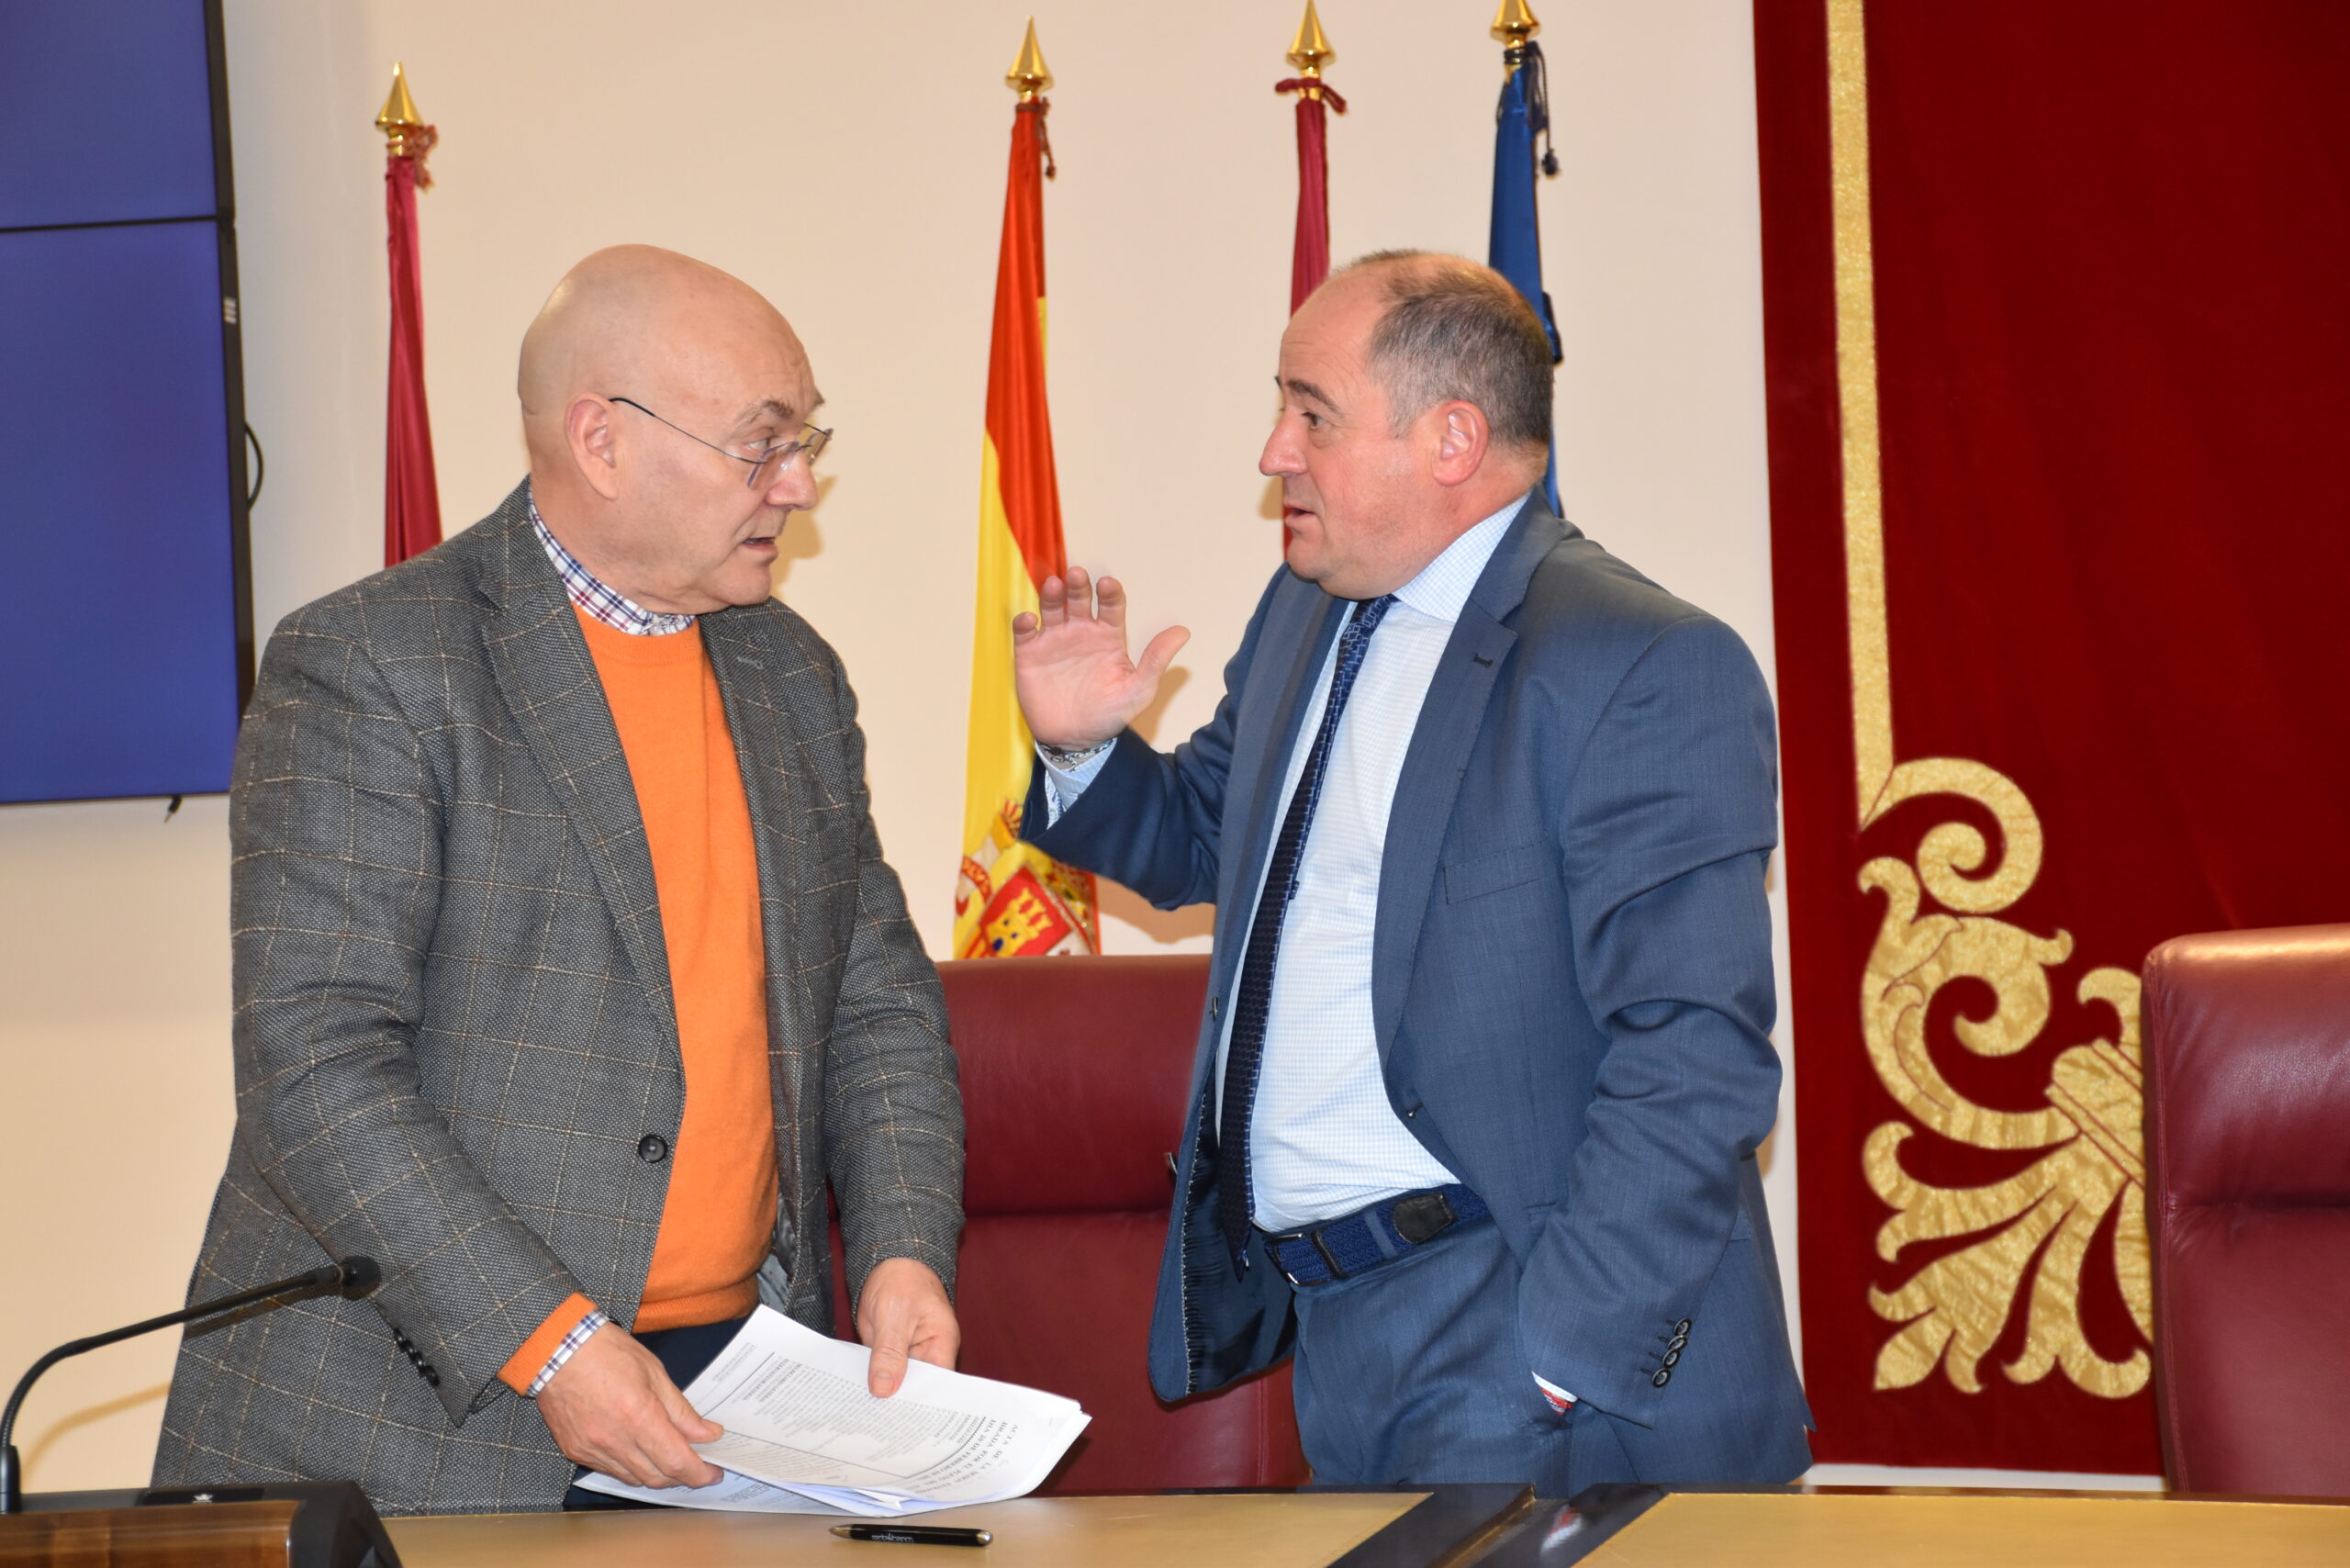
[1501,41,1559,176]
[1018,97,1057,182]
[1273,78,1348,113]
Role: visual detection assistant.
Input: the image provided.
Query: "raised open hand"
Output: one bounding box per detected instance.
[1012,566,1190,749]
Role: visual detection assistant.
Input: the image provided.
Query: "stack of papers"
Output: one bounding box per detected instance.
[577,1305,1091,1516]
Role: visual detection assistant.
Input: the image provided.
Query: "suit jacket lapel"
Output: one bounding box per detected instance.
[473,491,679,1065]
[1371,497,1566,1058]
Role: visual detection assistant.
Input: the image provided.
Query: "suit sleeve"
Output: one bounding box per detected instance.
[229,615,586,1423]
[811,650,966,1312]
[1514,614,1784,1423]
[1020,568,1287,908]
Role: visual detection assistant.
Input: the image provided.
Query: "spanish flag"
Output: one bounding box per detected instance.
[953,81,1099,960]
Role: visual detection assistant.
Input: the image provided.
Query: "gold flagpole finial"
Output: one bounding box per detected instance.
[1288,1,1335,91]
[1492,0,1542,48]
[1006,18,1054,101]
[375,62,437,183]
[375,62,423,147]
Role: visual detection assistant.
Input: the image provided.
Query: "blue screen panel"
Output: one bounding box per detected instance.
[0,2,221,230]
[0,220,241,802]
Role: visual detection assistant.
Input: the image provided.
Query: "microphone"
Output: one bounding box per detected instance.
[0,1256,378,1514]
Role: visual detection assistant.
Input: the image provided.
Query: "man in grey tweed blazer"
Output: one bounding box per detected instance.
[154,248,963,1516]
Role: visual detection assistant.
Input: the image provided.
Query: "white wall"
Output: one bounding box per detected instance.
[0,0,2151,1495]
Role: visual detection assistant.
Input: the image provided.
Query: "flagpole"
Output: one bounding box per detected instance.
[376,64,443,566]
[1276,2,1345,314]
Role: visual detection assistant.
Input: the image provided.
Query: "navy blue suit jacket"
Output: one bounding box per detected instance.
[1024,498,1811,1483]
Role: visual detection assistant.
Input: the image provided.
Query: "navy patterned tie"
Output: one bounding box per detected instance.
[1216,593,1397,1266]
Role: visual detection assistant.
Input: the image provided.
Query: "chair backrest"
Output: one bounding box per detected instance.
[2143,924,2350,1497]
[832,954,1306,1493]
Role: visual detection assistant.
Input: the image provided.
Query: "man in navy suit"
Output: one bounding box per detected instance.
[1011,252,1809,1494]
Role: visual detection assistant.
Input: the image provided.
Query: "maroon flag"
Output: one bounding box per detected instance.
[1276,3,1344,313]
[377,66,442,566]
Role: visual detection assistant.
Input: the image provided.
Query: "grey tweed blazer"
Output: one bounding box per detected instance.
[153,482,962,1516]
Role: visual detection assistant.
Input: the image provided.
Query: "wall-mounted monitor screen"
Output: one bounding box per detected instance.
[0,1,252,804]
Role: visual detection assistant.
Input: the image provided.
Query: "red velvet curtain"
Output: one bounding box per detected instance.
[1757,0,2350,1471]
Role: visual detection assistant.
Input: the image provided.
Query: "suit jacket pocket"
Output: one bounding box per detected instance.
[1443,840,1553,903]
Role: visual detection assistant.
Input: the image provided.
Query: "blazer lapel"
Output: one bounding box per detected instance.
[473,495,680,1064]
[1371,497,1566,1058]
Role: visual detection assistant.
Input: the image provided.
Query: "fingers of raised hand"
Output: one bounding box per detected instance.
[1136,624,1192,682]
[1062,565,1093,620]
[1035,574,1067,628]
[1093,574,1128,629]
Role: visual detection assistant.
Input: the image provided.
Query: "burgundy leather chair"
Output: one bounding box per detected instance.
[833,954,1307,1492]
[2143,924,2350,1497]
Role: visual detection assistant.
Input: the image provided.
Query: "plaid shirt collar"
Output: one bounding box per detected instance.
[529,490,696,636]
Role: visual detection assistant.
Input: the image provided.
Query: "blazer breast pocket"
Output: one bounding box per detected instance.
[1443,840,1553,903]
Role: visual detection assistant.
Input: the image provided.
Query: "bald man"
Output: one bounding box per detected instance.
[154,248,964,1517]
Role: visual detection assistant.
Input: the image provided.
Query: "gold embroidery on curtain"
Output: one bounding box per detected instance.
[1825,0,2151,1399]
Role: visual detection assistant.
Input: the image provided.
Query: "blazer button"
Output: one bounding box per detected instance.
[1651,1369,1673,1389]
[1676,1318,1694,1335]
[637,1134,669,1163]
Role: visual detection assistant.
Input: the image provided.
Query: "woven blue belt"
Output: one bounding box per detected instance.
[1262,1183,1491,1289]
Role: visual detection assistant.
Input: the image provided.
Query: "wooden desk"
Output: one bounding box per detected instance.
[386,1486,1531,1568]
[1472,1485,2350,1567]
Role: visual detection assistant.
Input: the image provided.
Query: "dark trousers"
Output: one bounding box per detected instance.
[1286,1217,1632,1497]
[559,1314,751,1511]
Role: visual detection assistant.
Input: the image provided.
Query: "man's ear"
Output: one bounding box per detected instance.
[567,396,623,501]
[1429,400,1493,488]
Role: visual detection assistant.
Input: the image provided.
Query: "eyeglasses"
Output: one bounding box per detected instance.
[609,396,833,489]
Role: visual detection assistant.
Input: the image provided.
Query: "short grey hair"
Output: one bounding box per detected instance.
[1337,250,1554,453]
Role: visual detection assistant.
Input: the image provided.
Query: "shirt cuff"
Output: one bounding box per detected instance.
[1533,1372,1578,1412]
[495,1293,601,1396]
[1038,738,1116,826]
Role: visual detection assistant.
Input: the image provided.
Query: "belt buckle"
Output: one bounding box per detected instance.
[1265,1226,1349,1288]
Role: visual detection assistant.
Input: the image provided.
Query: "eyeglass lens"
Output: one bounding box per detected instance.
[747,427,832,488]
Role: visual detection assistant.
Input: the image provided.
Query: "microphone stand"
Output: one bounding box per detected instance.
[0,1257,378,1514]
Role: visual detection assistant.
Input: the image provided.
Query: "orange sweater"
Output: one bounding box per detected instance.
[498,611,779,1391]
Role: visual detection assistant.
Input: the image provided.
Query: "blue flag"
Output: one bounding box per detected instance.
[1489,45,1561,513]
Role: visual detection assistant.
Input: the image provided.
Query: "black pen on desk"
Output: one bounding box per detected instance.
[831,1523,992,1548]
